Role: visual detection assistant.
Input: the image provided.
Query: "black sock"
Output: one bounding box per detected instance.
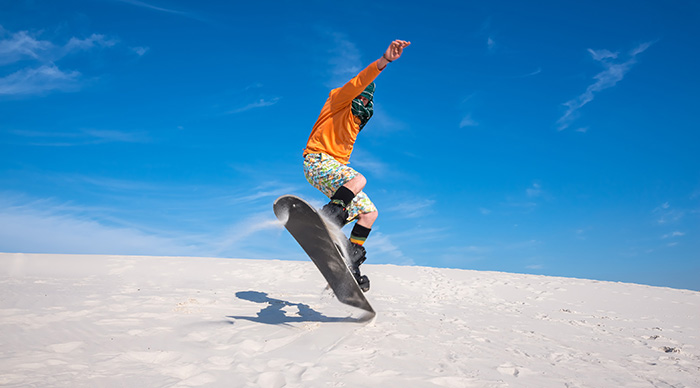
[350,224,371,246]
[330,186,355,207]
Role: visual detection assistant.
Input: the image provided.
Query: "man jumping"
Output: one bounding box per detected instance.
[303,39,411,292]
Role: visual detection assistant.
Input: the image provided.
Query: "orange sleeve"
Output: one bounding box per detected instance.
[304,60,383,165]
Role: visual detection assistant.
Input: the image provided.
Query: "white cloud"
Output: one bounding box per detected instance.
[661,231,685,239]
[367,102,407,134]
[324,32,362,88]
[7,128,148,146]
[487,37,496,51]
[557,41,654,131]
[112,0,194,18]
[64,34,118,53]
[0,29,53,65]
[0,195,201,256]
[348,149,392,178]
[0,27,122,96]
[226,97,281,114]
[587,48,618,61]
[526,182,543,198]
[215,213,285,257]
[0,64,81,95]
[654,202,684,225]
[387,198,436,219]
[0,185,300,259]
[364,232,413,265]
[82,129,149,144]
[131,46,150,56]
[459,114,478,128]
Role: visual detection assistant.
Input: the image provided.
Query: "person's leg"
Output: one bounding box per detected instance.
[345,191,378,291]
[303,153,360,226]
[342,174,366,196]
[303,154,376,291]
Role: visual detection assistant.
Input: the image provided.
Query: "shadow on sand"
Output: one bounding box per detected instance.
[227,291,372,325]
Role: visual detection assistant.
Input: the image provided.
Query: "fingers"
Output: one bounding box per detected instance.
[388,40,410,58]
[383,40,410,62]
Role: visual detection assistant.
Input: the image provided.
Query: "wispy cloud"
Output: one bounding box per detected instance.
[661,231,685,239]
[215,212,287,257]
[365,232,413,265]
[111,0,206,21]
[500,182,548,213]
[63,34,118,53]
[0,193,203,256]
[654,202,685,225]
[575,228,589,240]
[367,102,407,134]
[557,41,654,131]
[387,198,436,219]
[0,177,303,259]
[0,29,117,66]
[6,128,149,146]
[526,182,543,198]
[487,36,496,52]
[459,114,478,128]
[0,26,121,96]
[130,46,150,56]
[226,97,281,115]
[458,93,479,128]
[323,32,362,88]
[479,18,498,54]
[0,64,81,95]
[0,30,53,65]
[349,149,414,182]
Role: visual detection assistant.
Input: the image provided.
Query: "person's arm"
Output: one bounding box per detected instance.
[376,40,411,70]
[332,40,412,106]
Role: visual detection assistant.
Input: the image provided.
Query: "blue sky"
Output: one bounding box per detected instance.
[1,0,699,291]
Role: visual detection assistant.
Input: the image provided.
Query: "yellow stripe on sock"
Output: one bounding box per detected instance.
[350,236,366,245]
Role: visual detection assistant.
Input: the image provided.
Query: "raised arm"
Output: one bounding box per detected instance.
[377,40,411,69]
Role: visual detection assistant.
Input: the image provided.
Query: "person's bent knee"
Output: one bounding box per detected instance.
[345,174,367,194]
[357,210,378,228]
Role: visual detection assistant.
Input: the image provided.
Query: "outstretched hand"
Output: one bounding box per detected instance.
[383,40,411,62]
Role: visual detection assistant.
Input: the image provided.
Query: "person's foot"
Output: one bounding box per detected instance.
[348,242,370,292]
[357,275,370,292]
[321,200,348,227]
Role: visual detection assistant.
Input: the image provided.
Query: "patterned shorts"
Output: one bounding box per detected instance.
[303,153,377,222]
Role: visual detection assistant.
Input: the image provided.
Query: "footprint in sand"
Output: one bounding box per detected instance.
[47,341,84,354]
[497,363,521,377]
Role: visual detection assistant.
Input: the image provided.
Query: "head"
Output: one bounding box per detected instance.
[357,82,375,106]
[351,82,375,130]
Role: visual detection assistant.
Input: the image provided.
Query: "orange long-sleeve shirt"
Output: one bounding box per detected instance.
[303,60,383,165]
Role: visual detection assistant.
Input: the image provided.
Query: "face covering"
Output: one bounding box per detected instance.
[351,82,375,130]
[351,98,373,130]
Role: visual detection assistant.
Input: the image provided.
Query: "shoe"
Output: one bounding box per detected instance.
[348,242,370,292]
[321,200,348,227]
[357,275,370,292]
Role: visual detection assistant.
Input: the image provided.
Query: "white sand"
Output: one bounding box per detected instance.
[1,252,698,387]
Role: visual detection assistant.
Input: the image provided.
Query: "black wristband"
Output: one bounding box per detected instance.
[382,54,393,62]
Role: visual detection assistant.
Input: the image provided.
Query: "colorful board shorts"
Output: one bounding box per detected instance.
[303,153,377,223]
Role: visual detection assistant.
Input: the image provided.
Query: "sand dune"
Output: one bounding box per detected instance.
[1,253,698,387]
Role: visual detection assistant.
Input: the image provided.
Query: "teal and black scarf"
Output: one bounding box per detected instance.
[351,82,375,130]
